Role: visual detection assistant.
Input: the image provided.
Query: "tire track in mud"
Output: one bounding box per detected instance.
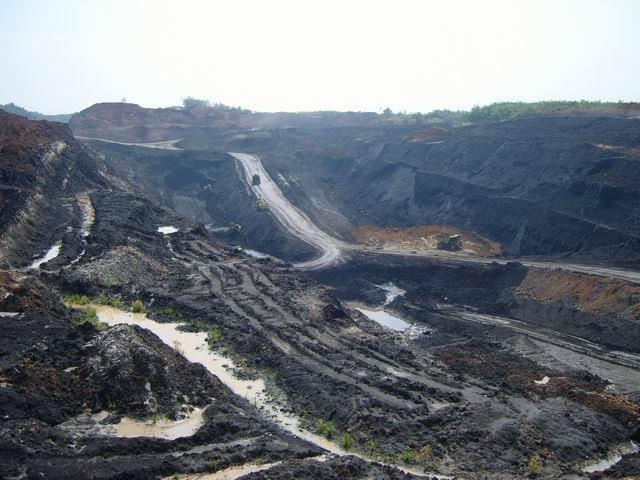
[93,240,449,477]
[439,305,640,394]
[200,260,429,410]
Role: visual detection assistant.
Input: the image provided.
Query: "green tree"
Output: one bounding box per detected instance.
[183,97,211,110]
[341,432,353,450]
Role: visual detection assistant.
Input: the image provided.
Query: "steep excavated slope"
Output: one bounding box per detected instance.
[71,103,640,267]
[0,110,110,268]
[79,139,316,261]
[248,116,640,267]
[356,116,640,265]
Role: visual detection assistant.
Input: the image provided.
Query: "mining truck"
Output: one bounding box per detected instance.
[437,234,463,251]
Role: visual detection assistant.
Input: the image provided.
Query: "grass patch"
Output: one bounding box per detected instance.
[401,446,418,464]
[64,293,124,309]
[206,324,225,346]
[108,298,124,309]
[95,295,124,308]
[64,293,91,305]
[163,306,178,317]
[398,444,439,471]
[72,306,107,330]
[528,455,543,474]
[131,299,147,313]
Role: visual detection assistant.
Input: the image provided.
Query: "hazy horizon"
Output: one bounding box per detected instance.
[2,0,639,115]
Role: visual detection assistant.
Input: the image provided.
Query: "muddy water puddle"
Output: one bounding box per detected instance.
[166,454,331,480]
[351,304,429,339]
[167,461,282,480]
[354,307,411,331]
[91,306,344,454]
[158,226,179,234]
[84,305,446,477]
[534,376,550,385]
[61,408,205,440]
[242,248,270,259]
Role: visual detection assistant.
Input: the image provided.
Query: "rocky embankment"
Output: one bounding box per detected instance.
[79,139,317,261]
[0,110,109,269]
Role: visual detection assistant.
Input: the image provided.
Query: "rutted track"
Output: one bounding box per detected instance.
[438,305,640,394]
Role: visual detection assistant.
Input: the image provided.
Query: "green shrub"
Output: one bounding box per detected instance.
[206,325,224,345]
[131,299,146,313]
[341,432,353,450]
[64,293,91,305]
[401,446,418,464]
[74,306,107,330]
[96,295,109,305]
[206,456,219,471]
[317,419,335,439]
[108,298,124,309]
[528,455,543,474]
[163,306,177,316]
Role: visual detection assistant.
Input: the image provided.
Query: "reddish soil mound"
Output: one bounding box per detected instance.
[351,224,502,256]
[516,268,640,321]
[0,110,70,164]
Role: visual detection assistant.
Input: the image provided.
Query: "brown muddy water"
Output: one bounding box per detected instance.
[88,305,447,478]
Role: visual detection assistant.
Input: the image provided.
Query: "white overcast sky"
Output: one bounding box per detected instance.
[1,0,639,114]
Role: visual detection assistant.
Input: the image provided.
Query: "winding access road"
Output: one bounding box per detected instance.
[231,152,640,283]
[76,139,640,282]
[230,152,348,270]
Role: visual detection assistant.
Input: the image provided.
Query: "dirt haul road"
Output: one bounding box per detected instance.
[230,152,347,270]
[231,152,640,283]
[77,140,640,282]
